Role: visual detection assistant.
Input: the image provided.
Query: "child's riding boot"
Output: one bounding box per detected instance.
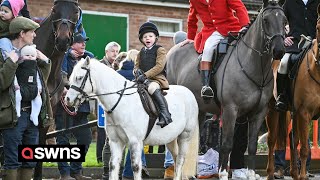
[200,61,214,99]
[152,89,172,128]
[275,72,288,111]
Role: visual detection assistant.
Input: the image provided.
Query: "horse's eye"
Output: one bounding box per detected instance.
[76,76,83,81]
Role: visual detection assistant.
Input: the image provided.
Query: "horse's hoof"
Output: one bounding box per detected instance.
[219,169,228,180]
[267,175,275,180]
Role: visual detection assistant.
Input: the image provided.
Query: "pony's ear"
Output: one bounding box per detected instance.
[263,0,269,7]
[85,56,90,65]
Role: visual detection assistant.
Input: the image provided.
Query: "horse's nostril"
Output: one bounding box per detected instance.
[66,97,70,102]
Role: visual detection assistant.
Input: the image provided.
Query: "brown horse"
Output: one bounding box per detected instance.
[266,6,320,180]
[33,0,80,179]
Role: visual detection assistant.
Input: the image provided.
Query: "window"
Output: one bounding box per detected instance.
[148,17,183,37]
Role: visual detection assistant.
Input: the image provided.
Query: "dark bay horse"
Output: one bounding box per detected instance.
[166,0,286,178]
[33,0,80,179]
[266,5,320,180]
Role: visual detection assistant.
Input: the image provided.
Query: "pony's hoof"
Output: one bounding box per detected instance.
[218,169,228,180]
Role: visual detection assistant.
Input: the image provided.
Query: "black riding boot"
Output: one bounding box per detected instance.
[152,89,172,128]
[200,70,214,98]
[275,73,288,111]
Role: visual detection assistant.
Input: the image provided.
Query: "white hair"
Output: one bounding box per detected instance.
[105,41,121,51]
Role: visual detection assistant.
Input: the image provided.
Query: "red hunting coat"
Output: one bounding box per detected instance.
[188,0,250,53]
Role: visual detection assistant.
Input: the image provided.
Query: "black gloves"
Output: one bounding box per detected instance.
[137,74,147,83]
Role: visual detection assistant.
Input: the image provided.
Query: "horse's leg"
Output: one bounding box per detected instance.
[109,139,125,180]
[296,110,310,180]
[175,134,191,180]
[289,113,300,180]
[266,105,279,180]
[166,139,178,163]
[129,141,143,180]
[247,106,269,179]
[219,107,237,179]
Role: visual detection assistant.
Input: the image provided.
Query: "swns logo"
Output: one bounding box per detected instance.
[18,145,85,162]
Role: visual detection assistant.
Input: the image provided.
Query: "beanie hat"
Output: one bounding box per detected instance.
[9,16,40,34]
[1,0,25,18]
[20,44,37,58]
[173,31,187,45]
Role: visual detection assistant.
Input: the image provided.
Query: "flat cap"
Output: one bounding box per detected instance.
[9,16,40,34]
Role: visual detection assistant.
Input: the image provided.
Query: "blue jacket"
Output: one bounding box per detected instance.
[117,60,134,81]
[61,49,94,113]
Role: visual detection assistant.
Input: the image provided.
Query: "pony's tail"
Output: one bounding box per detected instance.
[182,122,199,178]
[275,111,289,149]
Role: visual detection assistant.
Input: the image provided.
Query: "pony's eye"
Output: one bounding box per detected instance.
[76,76,83,81]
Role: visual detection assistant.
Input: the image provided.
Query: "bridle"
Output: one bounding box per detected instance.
[51,0,79,51]
[241,5,285,56]
[48,0,79,97]
[69,66,137,113]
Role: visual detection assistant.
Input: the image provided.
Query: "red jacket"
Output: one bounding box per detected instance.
[188,0,250,53]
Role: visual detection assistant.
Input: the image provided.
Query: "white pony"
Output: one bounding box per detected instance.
[64,57,199,180]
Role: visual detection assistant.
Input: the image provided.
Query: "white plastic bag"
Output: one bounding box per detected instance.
[197,148,219,179]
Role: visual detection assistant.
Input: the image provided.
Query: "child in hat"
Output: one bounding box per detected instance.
[134,21,172,128]
[0,0,24,37]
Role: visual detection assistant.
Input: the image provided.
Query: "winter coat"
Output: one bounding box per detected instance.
[188,0,249,53]
[283,0,319,53]
[0,53,52,129]
[135,45,169,90]
[117,60,135,81]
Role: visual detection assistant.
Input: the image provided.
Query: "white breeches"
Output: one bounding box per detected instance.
[147,82,160,95]
[278,53,291,74]
[202,31,225,62]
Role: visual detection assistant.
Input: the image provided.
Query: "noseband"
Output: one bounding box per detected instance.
[70,67,94,99]
[51,0,79,49]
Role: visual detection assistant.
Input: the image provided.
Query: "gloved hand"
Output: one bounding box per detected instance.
[137,74,147,83]
[135,68,144,76]
[239,24,249,34]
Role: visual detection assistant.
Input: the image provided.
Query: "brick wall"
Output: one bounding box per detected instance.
[27,0,259,52]
[27,0,189,51]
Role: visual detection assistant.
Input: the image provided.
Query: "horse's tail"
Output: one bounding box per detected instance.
[182,122,199,178]
[275,111,289,149]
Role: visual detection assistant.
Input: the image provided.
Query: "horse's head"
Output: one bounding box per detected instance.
[51,0,79,51]
[260,0,286,59]
[65,56,94,108]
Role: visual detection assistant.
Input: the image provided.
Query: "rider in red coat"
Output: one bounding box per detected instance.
[182,0,249,99]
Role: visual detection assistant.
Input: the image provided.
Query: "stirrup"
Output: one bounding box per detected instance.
[201,86,214,98]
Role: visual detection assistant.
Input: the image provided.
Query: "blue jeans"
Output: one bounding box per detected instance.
[2,111,39,169]
[164,147,174,168]
[275,139,311,169]
[55,112,92,175]
[122,150,146,177]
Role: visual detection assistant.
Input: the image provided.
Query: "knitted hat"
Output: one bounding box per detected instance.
[20,45,37,58]
[173,31,187,45]
[1,0,25,18]
[9,16,40,34]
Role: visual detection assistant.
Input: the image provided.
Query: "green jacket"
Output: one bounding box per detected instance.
[0,19,10,38]
[0,54,52,129]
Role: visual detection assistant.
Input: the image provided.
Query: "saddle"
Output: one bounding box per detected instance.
[137,82,165,138]
[288,40,312,80]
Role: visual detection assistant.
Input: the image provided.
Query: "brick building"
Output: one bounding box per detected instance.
[27,0,263,58]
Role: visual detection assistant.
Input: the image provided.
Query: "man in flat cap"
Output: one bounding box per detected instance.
[0,16,52,180]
